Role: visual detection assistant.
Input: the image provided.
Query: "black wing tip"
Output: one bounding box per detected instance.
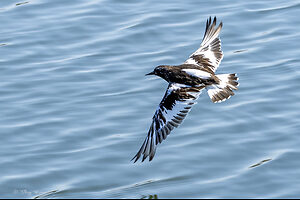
[131,155,138,163]
[131,154,146,163]
[131,146,151,163]
[202,16,223,43]
[131,155,154,163]
[207,16,222,27]
[213,16,217,25]
[149,155,154,162]
[130,155,149,163]
[131,150,155,163]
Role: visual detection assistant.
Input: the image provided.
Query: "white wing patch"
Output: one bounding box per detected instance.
[182,69,211,79]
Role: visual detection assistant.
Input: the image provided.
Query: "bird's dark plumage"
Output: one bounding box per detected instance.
[132,16,239,163]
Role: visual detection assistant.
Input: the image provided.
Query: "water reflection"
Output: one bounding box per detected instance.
[141,194,158,199]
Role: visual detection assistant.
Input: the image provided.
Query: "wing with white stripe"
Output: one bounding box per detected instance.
[132,83,205,162]
[185,16,223,73]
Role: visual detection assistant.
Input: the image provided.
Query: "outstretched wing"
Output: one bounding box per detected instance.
[185,16,223,73]
[132,83,205,163]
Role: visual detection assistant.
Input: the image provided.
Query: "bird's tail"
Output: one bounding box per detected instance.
[206,73,239,103]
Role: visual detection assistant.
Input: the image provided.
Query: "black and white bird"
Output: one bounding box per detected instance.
[132,17,239,163]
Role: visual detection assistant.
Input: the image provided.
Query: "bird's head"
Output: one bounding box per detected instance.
[145,65,169,78]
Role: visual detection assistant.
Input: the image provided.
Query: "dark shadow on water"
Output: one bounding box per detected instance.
[249,158,272,168]
[16,1,29,6]
[141,194,158,199]
[33,190,59,199]
[32,189,158,199]
[233,49,248,53]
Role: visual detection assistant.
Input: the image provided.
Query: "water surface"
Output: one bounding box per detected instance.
[1,0,300,198]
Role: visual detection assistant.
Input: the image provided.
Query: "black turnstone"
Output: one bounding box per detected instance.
[132,16,239,163]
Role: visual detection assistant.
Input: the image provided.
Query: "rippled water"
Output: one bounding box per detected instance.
[1,0,300,198]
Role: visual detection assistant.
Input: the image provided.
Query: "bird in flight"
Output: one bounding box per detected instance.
[132,16,239,163]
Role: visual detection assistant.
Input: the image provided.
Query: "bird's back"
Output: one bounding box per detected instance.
[160,64,217,87]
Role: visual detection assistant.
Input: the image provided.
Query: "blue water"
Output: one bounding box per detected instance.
[1,0,300,198]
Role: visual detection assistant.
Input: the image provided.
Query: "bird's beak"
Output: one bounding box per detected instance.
[145,71,155,76]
